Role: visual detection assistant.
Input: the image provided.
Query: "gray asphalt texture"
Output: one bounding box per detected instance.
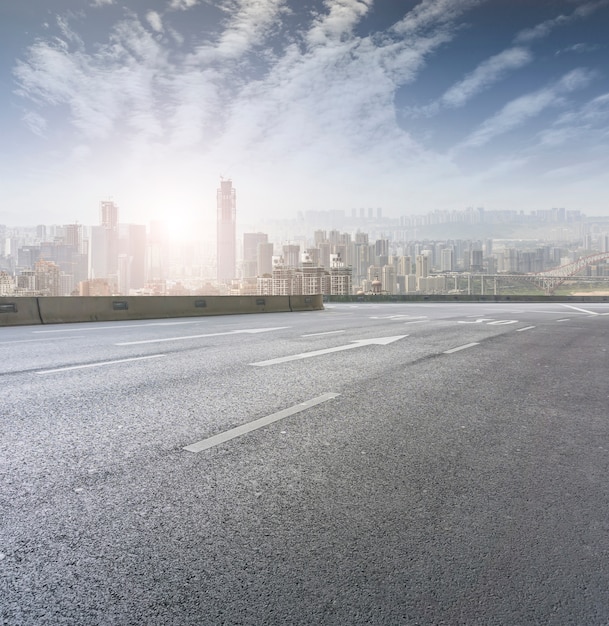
[1,302,609,625]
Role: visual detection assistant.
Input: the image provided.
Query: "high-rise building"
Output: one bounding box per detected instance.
[282,244,300,268]
[243,233,266,262]
[257,242,274,276]
[243,233,268,278]
[382,264,396,294]
[416,253,430,279]
[91,200,119,285]
[440,248,454,272]
[217,179,236,283]
[100,201,118,230]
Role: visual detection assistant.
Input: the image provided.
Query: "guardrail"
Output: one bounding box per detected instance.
[0,295,324,327]
[324,294,609,303]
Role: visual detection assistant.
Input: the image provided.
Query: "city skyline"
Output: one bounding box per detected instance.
[1,1,608,228]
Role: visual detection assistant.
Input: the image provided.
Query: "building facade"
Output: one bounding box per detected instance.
[217,179,236,283]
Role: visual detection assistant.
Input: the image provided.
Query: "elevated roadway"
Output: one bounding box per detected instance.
[2,301,609,624]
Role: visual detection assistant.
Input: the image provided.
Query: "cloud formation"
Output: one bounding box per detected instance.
[6,0,609,223]
[457,68,597,150]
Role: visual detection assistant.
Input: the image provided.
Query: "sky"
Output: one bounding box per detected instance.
[1,0,608,231]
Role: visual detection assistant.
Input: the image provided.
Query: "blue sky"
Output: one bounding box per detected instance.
[1,0,608,230]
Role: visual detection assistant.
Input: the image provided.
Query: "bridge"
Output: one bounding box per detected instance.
[533,251,609,294]
[448,252,609,295]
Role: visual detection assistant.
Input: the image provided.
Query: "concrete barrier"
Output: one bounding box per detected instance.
[289,295,324,311]
[0,297,42,326]
[33,295,296,325]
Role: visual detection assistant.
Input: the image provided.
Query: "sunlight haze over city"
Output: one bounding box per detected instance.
[1,0,608,228]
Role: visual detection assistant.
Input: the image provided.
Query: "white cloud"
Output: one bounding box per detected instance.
[457,68,597,150]
[555,42,604,55]
[392,0,485,36]
[307,0,372,46]
[168,0,201,10]
[146,11,164,33]
[515,0,609,43]
[440,47,532,108]
[22,111,47,136]
[190,0,286,62]
[13,15,169,141]
[538,92,609,145]
[13,0,608,222]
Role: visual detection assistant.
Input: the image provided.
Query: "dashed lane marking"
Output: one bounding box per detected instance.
[444,343,479,354]
[183,393,340,453]
[35,354,166,374]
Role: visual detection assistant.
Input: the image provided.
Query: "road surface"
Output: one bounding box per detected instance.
[2,301,609,624]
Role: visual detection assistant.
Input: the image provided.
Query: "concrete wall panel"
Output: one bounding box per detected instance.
[0,298,42,326]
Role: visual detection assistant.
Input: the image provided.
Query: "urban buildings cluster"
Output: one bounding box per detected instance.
[1,179,609,298]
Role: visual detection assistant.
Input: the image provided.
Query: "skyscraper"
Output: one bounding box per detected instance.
[217,179,236,283]
[90,200,119,288]
[243,232,268,278]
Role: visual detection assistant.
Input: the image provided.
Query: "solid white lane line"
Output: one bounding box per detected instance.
[116,327,289,346]
[302,330,345,337]
[516,326,536,332]
[444,343,479,354]
[35,354,166,374]
[183,393,340,453]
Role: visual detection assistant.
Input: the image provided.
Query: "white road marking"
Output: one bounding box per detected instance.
[34,324,147,333]
[183,392,340,453]
[116,327,289,346]
[0,336,86,345]
[302,330,345,337]
[444,343,479,354]
[403,320,428,325]
[370,315,425,320]
[560,304,600,315]
[35,354,166,374]
[516,326,536,332]
[556,319,571,322]
[33,320,212,333]
[251,335,407,366]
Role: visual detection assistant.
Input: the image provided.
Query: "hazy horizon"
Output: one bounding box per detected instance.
[1,0,608,229]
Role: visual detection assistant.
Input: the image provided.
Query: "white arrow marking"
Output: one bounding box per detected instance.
[115,327,289,345]
[251,335,408,366]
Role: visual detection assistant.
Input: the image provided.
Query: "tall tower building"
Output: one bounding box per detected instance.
[217,179,236,283]
[100,201,118,230]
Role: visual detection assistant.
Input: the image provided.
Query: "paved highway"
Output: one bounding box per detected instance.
[2,301,609,624]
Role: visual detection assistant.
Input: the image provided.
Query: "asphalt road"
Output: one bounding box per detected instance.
[2,301,609,625]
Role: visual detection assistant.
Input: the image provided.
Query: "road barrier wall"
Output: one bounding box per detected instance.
[289,295,324,311]
[0,297,42,326]
[1,295,314,326]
